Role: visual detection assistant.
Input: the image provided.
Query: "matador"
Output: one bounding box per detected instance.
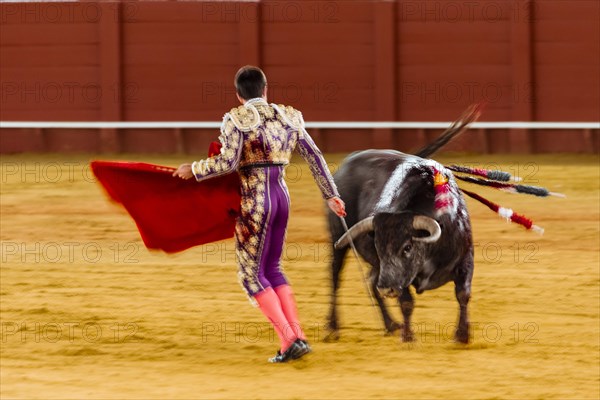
[173,66,346,363]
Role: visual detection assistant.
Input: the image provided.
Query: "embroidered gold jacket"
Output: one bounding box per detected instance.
[191,98,339,199]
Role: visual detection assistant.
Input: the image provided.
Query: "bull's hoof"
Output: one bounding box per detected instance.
[454,329,470,344]
[384,321,402,336]
[401,328,415,343]
[323,329,340,342]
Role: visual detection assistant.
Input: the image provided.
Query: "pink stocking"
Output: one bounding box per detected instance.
[254,287,296,351]
[274,285,306,341]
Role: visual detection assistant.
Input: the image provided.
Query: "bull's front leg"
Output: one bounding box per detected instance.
[454,250,474,344]
[369,266,401,335]
[325,246,348,341]
[398,288,415,342]
[355,239,401,336]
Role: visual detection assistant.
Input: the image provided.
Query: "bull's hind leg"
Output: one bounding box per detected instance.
[454,251,474,344]
[325,246,347,341]
[398,288,415,342]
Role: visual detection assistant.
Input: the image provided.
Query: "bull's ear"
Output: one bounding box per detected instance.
[334,216,374,250]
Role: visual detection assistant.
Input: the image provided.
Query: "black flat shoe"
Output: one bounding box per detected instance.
[268,339,309,363]
[299,339,312,353]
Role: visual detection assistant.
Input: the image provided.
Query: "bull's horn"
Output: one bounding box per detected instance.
[334,216,374,250]
[412,215,442,243]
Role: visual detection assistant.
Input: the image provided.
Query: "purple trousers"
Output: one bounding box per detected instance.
[235,166,290,296]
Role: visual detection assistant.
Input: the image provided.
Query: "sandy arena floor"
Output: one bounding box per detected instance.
[1,153,598,399]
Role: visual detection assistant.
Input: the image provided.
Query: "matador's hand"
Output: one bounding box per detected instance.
[327,196,346,217]
[173,163,194,179]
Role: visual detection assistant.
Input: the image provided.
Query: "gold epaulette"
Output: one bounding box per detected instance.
[228,105,261,131]
[273,104,305,130]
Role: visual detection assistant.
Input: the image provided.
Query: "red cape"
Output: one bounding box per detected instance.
[91,143,241,253]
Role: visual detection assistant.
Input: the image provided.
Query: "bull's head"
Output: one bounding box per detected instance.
[334,212,441,298]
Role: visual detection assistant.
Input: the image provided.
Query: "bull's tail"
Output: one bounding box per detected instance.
[415,102,484,158]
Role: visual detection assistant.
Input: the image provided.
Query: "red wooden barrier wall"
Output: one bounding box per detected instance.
[0,0,598,154]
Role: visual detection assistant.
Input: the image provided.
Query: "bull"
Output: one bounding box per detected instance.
[326,150,474,343]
